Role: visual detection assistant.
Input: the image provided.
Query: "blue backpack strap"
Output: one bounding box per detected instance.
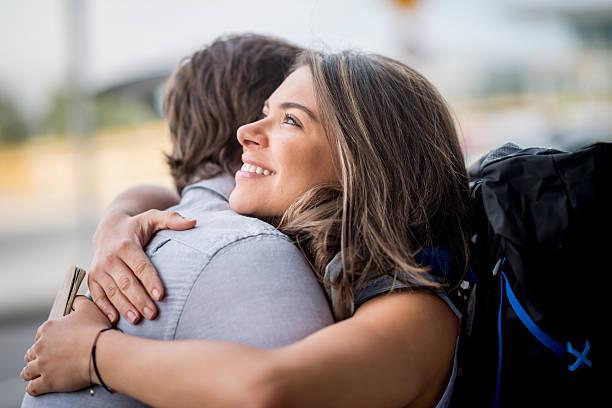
[492,258,506,408]
[501,270,592,370]
[500,270,565,358]
[414,246,453,280]
[465,265,479,285]
[491,259,593,407]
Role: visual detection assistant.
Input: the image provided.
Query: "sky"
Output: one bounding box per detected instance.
[0,0,583,121]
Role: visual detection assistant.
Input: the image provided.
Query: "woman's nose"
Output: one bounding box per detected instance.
[237,120,268,149]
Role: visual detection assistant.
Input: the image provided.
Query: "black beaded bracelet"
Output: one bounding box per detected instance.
[89,326,122,395]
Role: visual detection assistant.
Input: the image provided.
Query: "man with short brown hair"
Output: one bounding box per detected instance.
[22,34,332,408]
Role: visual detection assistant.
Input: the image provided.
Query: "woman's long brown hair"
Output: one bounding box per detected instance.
[278,51,470,315]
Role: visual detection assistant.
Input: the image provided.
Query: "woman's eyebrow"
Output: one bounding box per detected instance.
[264,99,318,121]
[280,102,317,121]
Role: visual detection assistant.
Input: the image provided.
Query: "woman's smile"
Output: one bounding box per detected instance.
[237,157,276,178]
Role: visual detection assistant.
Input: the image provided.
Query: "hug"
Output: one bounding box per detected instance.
[21,33,469,408]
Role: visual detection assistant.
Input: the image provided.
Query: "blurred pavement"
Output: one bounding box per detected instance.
[0,221,96,408]
[0,312,47,408]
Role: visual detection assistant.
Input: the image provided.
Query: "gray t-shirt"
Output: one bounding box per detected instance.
[22,174,333,407]
[323,252,461,408]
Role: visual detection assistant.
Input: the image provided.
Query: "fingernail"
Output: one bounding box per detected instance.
[144,306,154,319]
[127,310,138,323]
[107,313,115,322]
[152,288,160,300]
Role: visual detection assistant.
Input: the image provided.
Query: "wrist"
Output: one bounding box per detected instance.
[93,210,131,245]
[85,327,102,386]
[101,208,134,224]
[88,327,119,390]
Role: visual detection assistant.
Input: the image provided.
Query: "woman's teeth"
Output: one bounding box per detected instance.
[241,163,275,176]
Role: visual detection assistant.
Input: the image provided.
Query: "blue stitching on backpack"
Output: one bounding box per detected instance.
[567,341,592,372]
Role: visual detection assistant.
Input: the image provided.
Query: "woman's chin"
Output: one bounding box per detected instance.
[228,194,249,215]
[229,192,261,216]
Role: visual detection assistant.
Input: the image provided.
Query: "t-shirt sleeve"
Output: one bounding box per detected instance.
[324,250,462,321]
[175,234,334,348]
[354,275,462,319]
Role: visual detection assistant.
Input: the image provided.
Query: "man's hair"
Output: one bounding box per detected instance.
[164,34,303,193]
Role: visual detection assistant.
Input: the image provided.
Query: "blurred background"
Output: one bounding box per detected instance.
[1,0,611,405]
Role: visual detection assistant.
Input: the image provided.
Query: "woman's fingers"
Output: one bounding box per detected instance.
[117,239,164,303]
[71,295,91,309]
[108,258,157,321]
[34,320,51,342]
[165,211,197,230]
[89,250,155,323]
[92,272,141,324]
[87,209,194,324]
[131,210,195,301]
[89,280,119,323]
[20,360,39,381]
[21,302,107,395]
[142,209,196,232]
[87,209,194,325]
[24,346,36,363]
[25,376,51,396]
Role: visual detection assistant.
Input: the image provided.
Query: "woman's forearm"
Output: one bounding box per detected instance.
[95,331,278,408]
[24,293,456,407]
[104,185,180,217]
[91,292,458,408]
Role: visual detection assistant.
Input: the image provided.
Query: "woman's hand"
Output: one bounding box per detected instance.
[21,297,111,396]
[89,209,196,324]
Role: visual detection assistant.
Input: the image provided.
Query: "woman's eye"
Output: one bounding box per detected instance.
[283,113,301,127]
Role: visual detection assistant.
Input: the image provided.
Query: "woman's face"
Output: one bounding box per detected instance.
[229,66,337,217]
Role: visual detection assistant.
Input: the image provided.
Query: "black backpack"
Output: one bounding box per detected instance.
[451,142,611,407]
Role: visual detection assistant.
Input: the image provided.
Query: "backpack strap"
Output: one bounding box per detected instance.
[491,258,593,407]
[499,266,592,369]
[499,269,564,358]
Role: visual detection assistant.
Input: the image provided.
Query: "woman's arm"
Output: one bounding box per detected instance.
[23,292,458,408]
[88,185,195,324]
[102,185,181,217]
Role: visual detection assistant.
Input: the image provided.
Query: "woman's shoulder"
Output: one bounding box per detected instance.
[323,247,462,321]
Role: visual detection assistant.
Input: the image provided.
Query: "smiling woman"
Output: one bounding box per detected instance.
[22,49,469,408]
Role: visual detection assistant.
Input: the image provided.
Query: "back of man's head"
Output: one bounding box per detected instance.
[164,34,303,193]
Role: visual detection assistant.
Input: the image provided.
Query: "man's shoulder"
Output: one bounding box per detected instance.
[150,208,289,259]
